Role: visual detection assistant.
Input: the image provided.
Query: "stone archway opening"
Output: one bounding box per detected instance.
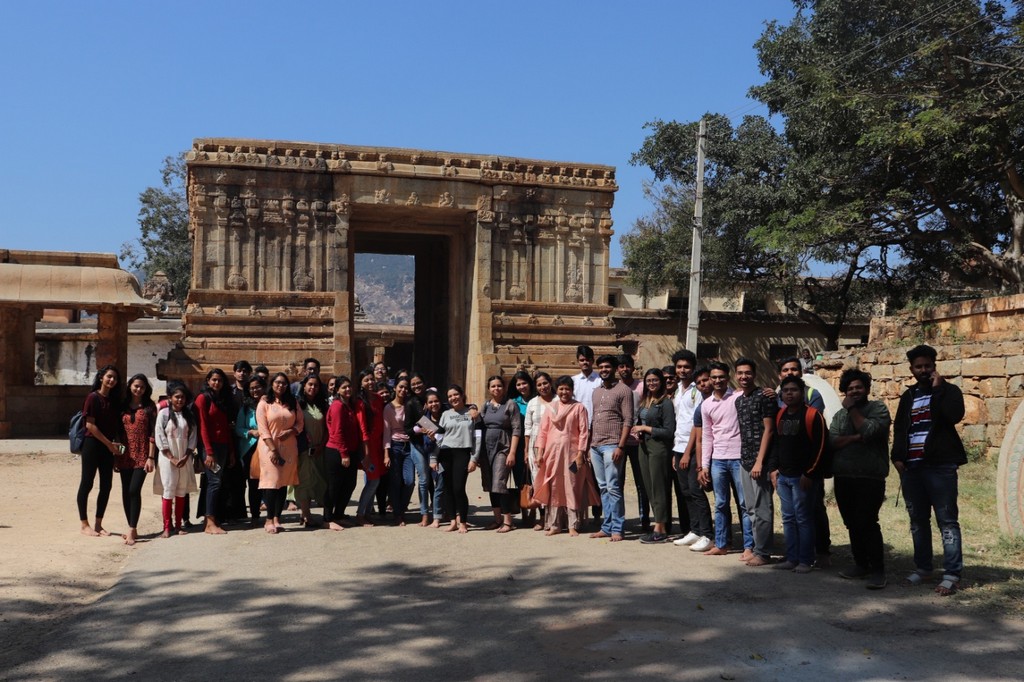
[351,204,473,385]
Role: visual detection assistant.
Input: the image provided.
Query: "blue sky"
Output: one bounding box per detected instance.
[0,1,795,268]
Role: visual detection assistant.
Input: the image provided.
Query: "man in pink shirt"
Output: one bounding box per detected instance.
[697,361,753,556]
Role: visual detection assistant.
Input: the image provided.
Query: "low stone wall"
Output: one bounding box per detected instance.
[820,292,1024,535]
[817,341,1024,459]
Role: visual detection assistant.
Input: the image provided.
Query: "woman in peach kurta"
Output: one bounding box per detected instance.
[255,372,305,534]
[533,375,600,536]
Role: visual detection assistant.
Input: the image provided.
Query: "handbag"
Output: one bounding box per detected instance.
[520,483,540,510]
[192,452,204,474]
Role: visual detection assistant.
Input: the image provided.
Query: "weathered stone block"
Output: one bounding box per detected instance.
[962,424,987,445]
[987,398,1008,424]
[870,364,893,379]
[1007,356,1024,376]
[963,395,988,425]
[1008,376,1024,397]
[936,359,961,377]
[962,357,1006,377]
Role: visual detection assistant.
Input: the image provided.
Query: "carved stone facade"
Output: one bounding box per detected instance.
[158,138,620,400]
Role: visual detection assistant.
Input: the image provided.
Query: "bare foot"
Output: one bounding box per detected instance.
[444,522,458,532]
[80,525,100,537]
[328,521,346,531]
[704,546,729,556]
[419,516,429,527]
[590,530,610,539]
[458,523,469,534]
[545,527,561,536]
[497,523,514,534]
[159,528,170,539]
[264,524,278,534]
[205,524,227,535]
[739,549,754,562]
[484,522,501,531]
[94,526,110,537]
[746,555,771,567]
[430,520,440,528]
[176,527,188,536]
[569,528,580,537]
[124,530,137,546]
[610,533,624,542]
[533,523,544,531]
[286,502,298,512]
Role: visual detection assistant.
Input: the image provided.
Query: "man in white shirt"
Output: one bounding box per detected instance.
[671,350,713,551]
[572,345,602,426]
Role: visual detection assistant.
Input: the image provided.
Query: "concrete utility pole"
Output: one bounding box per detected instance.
[685,118,706,352]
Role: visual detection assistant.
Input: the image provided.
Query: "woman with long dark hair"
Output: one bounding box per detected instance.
[234,376,265,527]
[117,373,157,545]
[414,389,445,527]
[154,383,198,536]
[406,373,442,526]
[78,364,123,537]
[195,368,235,535]
[295,374,328,527]
[255,372,304,533]
[432,384,480,533]
[383,377,415,526]
[508,370,536,528]
[524,371,556,530]
[324,376,365,530]
[631,368,676,544]
[355,370,387,525]
[480,375,523,533]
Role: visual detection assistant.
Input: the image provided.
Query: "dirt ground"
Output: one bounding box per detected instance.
[1,440,1022,681]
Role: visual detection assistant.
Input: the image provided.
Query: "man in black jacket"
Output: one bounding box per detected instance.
[891,344,967,596]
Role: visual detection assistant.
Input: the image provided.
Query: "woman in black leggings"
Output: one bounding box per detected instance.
[78,364,123,537]
[431,385,480,534]
[117,373,157,545]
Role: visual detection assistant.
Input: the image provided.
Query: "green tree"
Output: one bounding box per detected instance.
[121,152,191,304]
[753,0,1024,292]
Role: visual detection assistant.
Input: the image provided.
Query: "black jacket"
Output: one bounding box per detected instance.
[891,381,967,466]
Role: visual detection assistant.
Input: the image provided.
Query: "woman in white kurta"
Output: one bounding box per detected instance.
[533,376,600,536]
[153,385,198,537]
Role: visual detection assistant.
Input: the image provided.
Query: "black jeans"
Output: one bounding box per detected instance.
[834,477,886,572]
[812,477,831,555]
[675,452,713,538]
[119,467,148,528]
[440,448,471,521]
[623,445,650,527]
[204,442,230,522]
[78,438,113,521]
[323,447,358,522]
[262,486,287,520]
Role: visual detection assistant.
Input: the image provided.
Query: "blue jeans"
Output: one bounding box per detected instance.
[711,459,752,550]
[412,442,444,517]
[776,474,815,566]
[590,444,625,535]
[901,463,963,577]
[388,441,415,517]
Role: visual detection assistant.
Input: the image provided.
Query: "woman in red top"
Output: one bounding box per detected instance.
[118,373,156,545]
[355,370,387,525]
[323,376,366,530]
[78,364,123,537]
[194,368,235,535]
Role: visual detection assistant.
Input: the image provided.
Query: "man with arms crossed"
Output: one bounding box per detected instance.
[588,355,634,542]
[672,352,714,551]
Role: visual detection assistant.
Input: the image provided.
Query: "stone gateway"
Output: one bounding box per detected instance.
[159,139,622,400]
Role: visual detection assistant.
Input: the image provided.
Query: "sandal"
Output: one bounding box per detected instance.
[901,570,930,587]
[496,523,515,533]
[935,575,959,596]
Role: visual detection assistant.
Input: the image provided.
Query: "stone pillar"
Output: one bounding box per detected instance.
[329,200,352,377]
[0,306,39,438]
[466,218,494,405]
[95,309,129,380]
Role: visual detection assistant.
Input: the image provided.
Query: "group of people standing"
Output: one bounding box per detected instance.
[75,343,967,595]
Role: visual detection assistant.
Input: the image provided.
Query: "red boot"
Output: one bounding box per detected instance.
[174,497,187,535]
[161,498,172,538]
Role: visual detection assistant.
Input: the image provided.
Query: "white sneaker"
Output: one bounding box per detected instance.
[674,532,700,546]
[689,536,712,552]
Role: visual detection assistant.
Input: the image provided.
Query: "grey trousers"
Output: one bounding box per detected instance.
[741,466,775,558]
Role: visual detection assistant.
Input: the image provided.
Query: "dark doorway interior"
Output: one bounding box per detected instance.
[353,232,452,385]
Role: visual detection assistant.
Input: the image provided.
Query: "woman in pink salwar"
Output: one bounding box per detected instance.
[533,376,600,536]
[255,372,305,534]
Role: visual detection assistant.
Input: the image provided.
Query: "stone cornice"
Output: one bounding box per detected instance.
[188,138,618,192]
